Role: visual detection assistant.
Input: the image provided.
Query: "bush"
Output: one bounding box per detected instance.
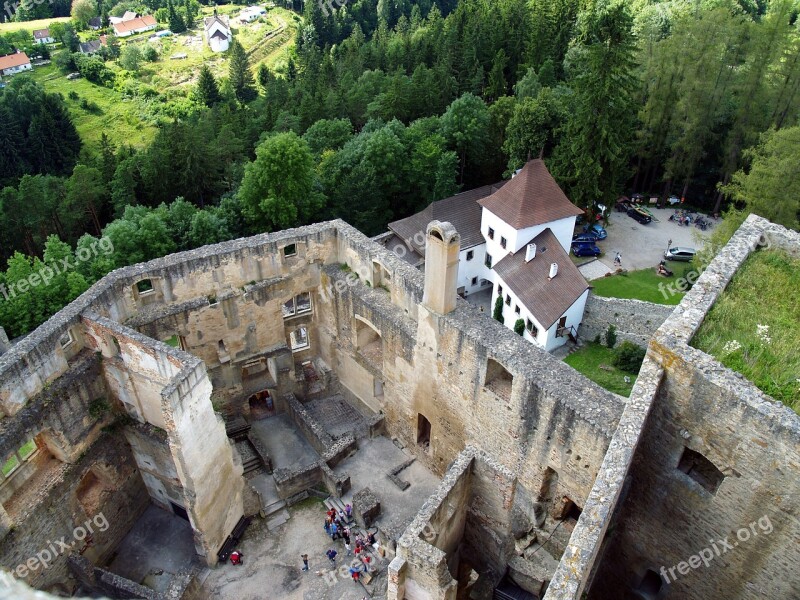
[68,90,80,100]
[142,44,158,62]
[605,324,617,348]
[493,296,504,324]
[514,319,525,336]
[613,341,646,373]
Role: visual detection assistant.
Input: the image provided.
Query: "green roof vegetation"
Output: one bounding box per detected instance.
[692,249,800,412]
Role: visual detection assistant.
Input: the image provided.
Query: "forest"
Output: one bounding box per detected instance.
[1,0,799,338]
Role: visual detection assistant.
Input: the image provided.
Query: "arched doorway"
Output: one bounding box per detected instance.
[248,390,274,420]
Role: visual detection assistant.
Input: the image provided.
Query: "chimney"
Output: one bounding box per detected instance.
[525,243,537,263]
[549,262,558,279]
[422,221,460,315]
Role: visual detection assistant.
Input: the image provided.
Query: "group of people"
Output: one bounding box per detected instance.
[324,505,352,540]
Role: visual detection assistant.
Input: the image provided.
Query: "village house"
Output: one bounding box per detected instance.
[32,29,54,44]
[386,159,588,351]
[204,13,232,52]
[79,39,103,54]
[112,14,156,37]
[0,52,31,77]
[239,5,266,23]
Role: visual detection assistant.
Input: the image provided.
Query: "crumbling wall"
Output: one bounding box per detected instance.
[587,215,800,600]
[0,435,148,593]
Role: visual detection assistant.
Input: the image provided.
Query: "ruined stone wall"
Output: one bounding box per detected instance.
[579,294,674,348]
[0,434,148,593]
[588,215,800,600]
[317,227,623,512]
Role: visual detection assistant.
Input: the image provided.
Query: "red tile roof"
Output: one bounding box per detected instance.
[493,228,589,329]
[0,53,30,71]
[32,28,50,40]
[113,15,157,34]
[478,159,583,229]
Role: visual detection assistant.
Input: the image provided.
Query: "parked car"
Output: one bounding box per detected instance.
[572,232,599,243]
[583,223,607,240]
[664,247,696,262]
[571,242,602,257]
[615,200,632,212]
[627,207,652,224]
[667,195,681,205]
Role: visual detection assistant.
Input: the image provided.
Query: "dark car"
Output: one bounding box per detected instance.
[664,247,696,262]
[627,207,652,224]
[571,242,602,257]
[584,223,608,240]
[572,232,599,243]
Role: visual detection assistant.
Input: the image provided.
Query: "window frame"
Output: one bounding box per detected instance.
[500,236,507,249]
[487,227,495,240]
[289,326,310,352]
[283,243,297,258]
[466,250,474,261]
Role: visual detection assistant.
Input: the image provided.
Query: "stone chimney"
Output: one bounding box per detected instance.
[549,262,558,279]
[525,243,537,263]
[422,221,460,315]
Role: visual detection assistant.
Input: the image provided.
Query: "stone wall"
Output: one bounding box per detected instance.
[579,294,674,348]
[0,435,148,593]
[587,215,800,599]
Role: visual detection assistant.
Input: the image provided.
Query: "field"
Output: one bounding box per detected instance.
[0,16,69,34]
[7,5,298,152]
[692,249,800,411]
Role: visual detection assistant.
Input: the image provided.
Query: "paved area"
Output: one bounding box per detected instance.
[465,287,492,313]
[106,504,199,593]
[305,395,368,439]
[578,258,614,281]
[590,207,710,271]
[201,499,390,600]
[250,414,319,471]
[334,437,440,540]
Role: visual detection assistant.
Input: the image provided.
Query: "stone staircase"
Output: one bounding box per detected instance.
[235,439,263,475]
[324,496,384,566]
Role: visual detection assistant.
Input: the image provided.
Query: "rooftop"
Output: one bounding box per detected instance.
[478,159,584,229]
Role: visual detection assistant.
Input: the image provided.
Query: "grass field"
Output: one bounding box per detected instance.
[590,264,695,305]
[28,63,158,150]
[0,16,70,34]
[692,249,799,411]
[564,342,637,397]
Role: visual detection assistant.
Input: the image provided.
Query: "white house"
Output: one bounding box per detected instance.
[0,52,32,77]
[386,159,589,352]
[112,15,157,37]
[32,29,54,44]
[239,5,266,23]
[204,14,232,52]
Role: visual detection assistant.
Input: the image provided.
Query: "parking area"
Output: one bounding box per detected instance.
[582,206,711,272]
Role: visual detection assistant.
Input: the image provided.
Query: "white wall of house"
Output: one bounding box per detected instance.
[35,37,55,44]
[514,216,577,254]
[456,244,492,295]
[481,209,517,270]
[541,289,589,352]
[489,278,545,345]
[1,63,31,76]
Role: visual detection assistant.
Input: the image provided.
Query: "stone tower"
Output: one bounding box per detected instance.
[422,220,460,315]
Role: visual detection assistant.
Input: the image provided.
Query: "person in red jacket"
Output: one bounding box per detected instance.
[230,550,243,565]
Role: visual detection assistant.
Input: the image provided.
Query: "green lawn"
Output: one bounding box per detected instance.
[0,16,70,34]
[692,249,799,411]
[590,264,695,305]
[27,63,158,150]
[564,342,637,397]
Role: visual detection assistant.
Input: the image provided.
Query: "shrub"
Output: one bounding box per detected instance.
[605,324,617,348]
[68,90,80,100]
[613,341,646,373]
[493,296,504,324]
[514,319,525,336]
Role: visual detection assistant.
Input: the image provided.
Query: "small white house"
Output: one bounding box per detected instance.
[0,52,32,76]
[112,15,157,37]
[239,5,266,23]
[32,29,55,44]
[204,15,232,52]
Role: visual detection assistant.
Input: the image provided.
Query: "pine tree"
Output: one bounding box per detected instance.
[196,65,222,107]
[167,0,186,33]
[183,0,196,29]
[228,39,256,103]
